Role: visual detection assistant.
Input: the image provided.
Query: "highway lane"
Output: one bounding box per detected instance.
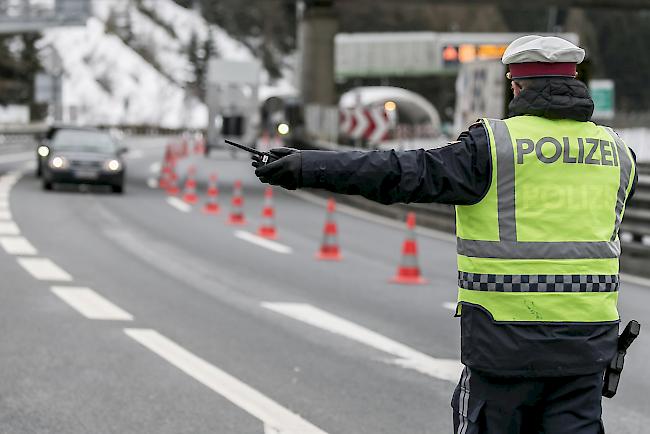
[0,136,649,433]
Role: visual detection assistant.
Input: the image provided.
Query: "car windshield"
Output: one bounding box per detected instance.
[51,129,116,153]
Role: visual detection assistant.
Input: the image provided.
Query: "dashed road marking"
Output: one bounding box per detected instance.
[147,178,158,189]
[442,302,457,311]
[52,286,133,320]
[0,221,20,235]
[149,162,161,173]
[0,201,9,210]
[234,231,293,254]
[262,302,462,383]
[0,210,12,220]
[0,236,37,255]
[124,328,328,434]
[166,196,192,213]
[17,257,72,281]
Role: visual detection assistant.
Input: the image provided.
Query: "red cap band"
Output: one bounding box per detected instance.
[509,62,576,78]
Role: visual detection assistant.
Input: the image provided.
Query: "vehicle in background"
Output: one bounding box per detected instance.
[260,95,304,149]
[205,59,260,156]
[38,127,127,193]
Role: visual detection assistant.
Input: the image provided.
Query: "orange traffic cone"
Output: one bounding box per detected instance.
[182,165,199,204]
[202,173,220,215]
[390,212,427,285]
[159,162,170,190]
[158,147,173,190]
[166,163,180,196]
[257,187,277,239]
[227,180,246,225]
[316,198,342,261]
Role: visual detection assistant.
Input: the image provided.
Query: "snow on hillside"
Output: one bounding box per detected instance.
[39,0,295,129]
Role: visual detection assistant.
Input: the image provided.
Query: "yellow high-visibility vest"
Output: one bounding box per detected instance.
[455,116,636,322]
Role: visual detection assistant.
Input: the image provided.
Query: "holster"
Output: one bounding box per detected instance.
[602,320,641,398]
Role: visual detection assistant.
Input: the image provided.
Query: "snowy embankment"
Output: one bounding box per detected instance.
[38,0,294,129]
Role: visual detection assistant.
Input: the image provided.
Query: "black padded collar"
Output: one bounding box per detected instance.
[508,77,595,122]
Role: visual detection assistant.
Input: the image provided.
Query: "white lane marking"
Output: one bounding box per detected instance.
[0,152,32,163]
[621,273,650,288]
[147,178,158,189]
[264,425,281,434]
[262,303,462,383]
[442,302,457,311]
[0,210,12,220]
[0,221,20,235]
[166,196,192,213]
[234,231,293,255]
[17,257,72,281]
[52,286,133,320]
[0,201,9,210]
[124,328,328,434]
[149,162,161,173]
[0,236,37,255]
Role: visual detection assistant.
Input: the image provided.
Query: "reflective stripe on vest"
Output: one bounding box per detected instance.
[454,116,636,323]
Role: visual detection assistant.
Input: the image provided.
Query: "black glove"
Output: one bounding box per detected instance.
[253,148,302,190]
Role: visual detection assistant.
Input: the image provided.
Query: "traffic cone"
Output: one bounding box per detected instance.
[316,198,342,261]
[182,165,199,204]
[158,147,173,190]
[257,187,277,239]
[202,173,220,215]
[390,212,427,285]
[158,161,170,190]
[166,163,180,196]
[227,180,246,225]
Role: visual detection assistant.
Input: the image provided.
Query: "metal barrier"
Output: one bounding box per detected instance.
[0,124,46,154]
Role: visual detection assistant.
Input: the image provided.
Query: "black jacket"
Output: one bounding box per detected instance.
[300,77,637,377]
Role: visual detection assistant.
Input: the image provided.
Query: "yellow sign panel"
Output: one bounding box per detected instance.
[477,45,508,59]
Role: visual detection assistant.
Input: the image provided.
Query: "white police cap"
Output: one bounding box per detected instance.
[502,35,585,78]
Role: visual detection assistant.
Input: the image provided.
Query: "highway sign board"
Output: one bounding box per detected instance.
[590,79,615,120]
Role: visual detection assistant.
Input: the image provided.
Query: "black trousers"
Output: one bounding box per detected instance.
[451,366,606,434]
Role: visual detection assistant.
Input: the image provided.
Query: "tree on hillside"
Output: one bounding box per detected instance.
[187,30,217,101]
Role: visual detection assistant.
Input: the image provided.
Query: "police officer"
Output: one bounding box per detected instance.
[253,35,638,434]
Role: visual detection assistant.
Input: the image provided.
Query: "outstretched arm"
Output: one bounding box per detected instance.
[255,124,491,206]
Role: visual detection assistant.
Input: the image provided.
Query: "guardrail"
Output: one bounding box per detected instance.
[309,161,650,278]
[0,124,46,153]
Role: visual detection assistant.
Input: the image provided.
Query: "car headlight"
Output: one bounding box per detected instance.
[104,159,121,171]
[49,156,68,169]
[37,146,50,157]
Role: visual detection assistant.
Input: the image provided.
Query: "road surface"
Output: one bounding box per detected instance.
[0,136,648,433]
